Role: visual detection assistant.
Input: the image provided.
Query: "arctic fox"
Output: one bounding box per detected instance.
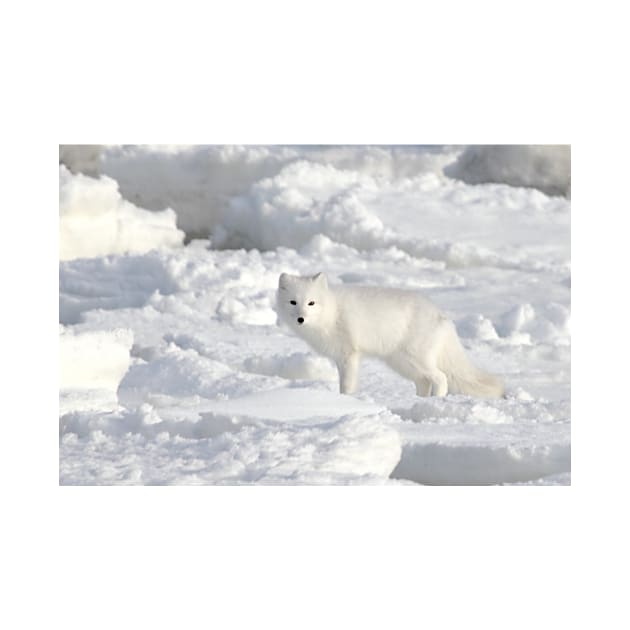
[277,272,504,398]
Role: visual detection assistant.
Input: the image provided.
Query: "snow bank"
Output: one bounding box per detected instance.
[60,328,133,391]
[59,328,133,415]
[456,314,501,341]
[444,145,570,197]
[118,343,277,408]
[93,146,569,273]
[392,431,570,485]
[98,145,459,240]
[100,145,299,238]
[59,251,180,325]
[59,165,184,261]
[217,160,386,250]
[213,157,570,271]
[59,144,102,176]
[60,392,401,485]
[390,396,570,484]
[496,302,571,344]
[455,302,570,346]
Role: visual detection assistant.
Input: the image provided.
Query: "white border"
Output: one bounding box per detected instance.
[10,0,627,627]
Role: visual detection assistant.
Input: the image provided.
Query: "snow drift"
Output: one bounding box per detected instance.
[59,145,102,176]
[60,327,133,391]
[444,145,570,197]
[59,327,133,415]
[96,145,460,241]
[99,144,299,238]
[59,165,184,260]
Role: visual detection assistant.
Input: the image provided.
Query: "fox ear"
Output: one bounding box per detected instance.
[278,273,293,290]
[312,272,328,288]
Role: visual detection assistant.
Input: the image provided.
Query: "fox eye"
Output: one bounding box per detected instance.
[290,300,297,305]
[308,301,315,306]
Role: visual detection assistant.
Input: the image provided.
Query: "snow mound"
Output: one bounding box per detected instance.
[59,405,401,485]
[60,328,133,391]
[59,165,184,260]
[93,146,569,275]
[118,343,277,407]
[456,314,500,340]
[209,157,567,271]
[456,302,570,346]
[59,144,102,176]
[216,160,385,250]
[59,251,180,325]
[99,145,458,239]
[391,397,570,484]
[100,145,299,237]
[232,412,401,484]
[118,342,376,420]
[497,302,570,344]
[59,328,133,414]
[392,433,569,485]
[444,145,570,197]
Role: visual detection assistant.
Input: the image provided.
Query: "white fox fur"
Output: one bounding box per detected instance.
[277,272,504,398]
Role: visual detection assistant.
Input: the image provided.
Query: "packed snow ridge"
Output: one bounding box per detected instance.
[59,165,184,260]
[59,145,570,485]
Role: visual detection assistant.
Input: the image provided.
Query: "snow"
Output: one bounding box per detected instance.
[59,165,184,260]
[59,327,133,415]
[445,145,571,197]
[59,145,570,485]
[392,396,569,484]
[60,327,133,391]
[60,405,401,485]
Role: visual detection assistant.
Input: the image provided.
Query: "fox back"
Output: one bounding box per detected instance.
[277,272,442,357]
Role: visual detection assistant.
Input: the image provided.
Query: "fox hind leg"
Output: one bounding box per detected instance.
[403,355,449,397]
[426,368,448,397]
[415,377,432,396]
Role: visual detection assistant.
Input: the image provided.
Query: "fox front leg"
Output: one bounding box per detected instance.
[337,352,360,395]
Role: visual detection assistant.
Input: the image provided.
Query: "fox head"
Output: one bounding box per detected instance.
[277,272,331,330]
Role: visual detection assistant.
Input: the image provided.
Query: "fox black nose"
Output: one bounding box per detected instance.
[297,317,304,324]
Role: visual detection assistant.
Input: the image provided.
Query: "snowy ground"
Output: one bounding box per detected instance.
[59,145,570,485]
